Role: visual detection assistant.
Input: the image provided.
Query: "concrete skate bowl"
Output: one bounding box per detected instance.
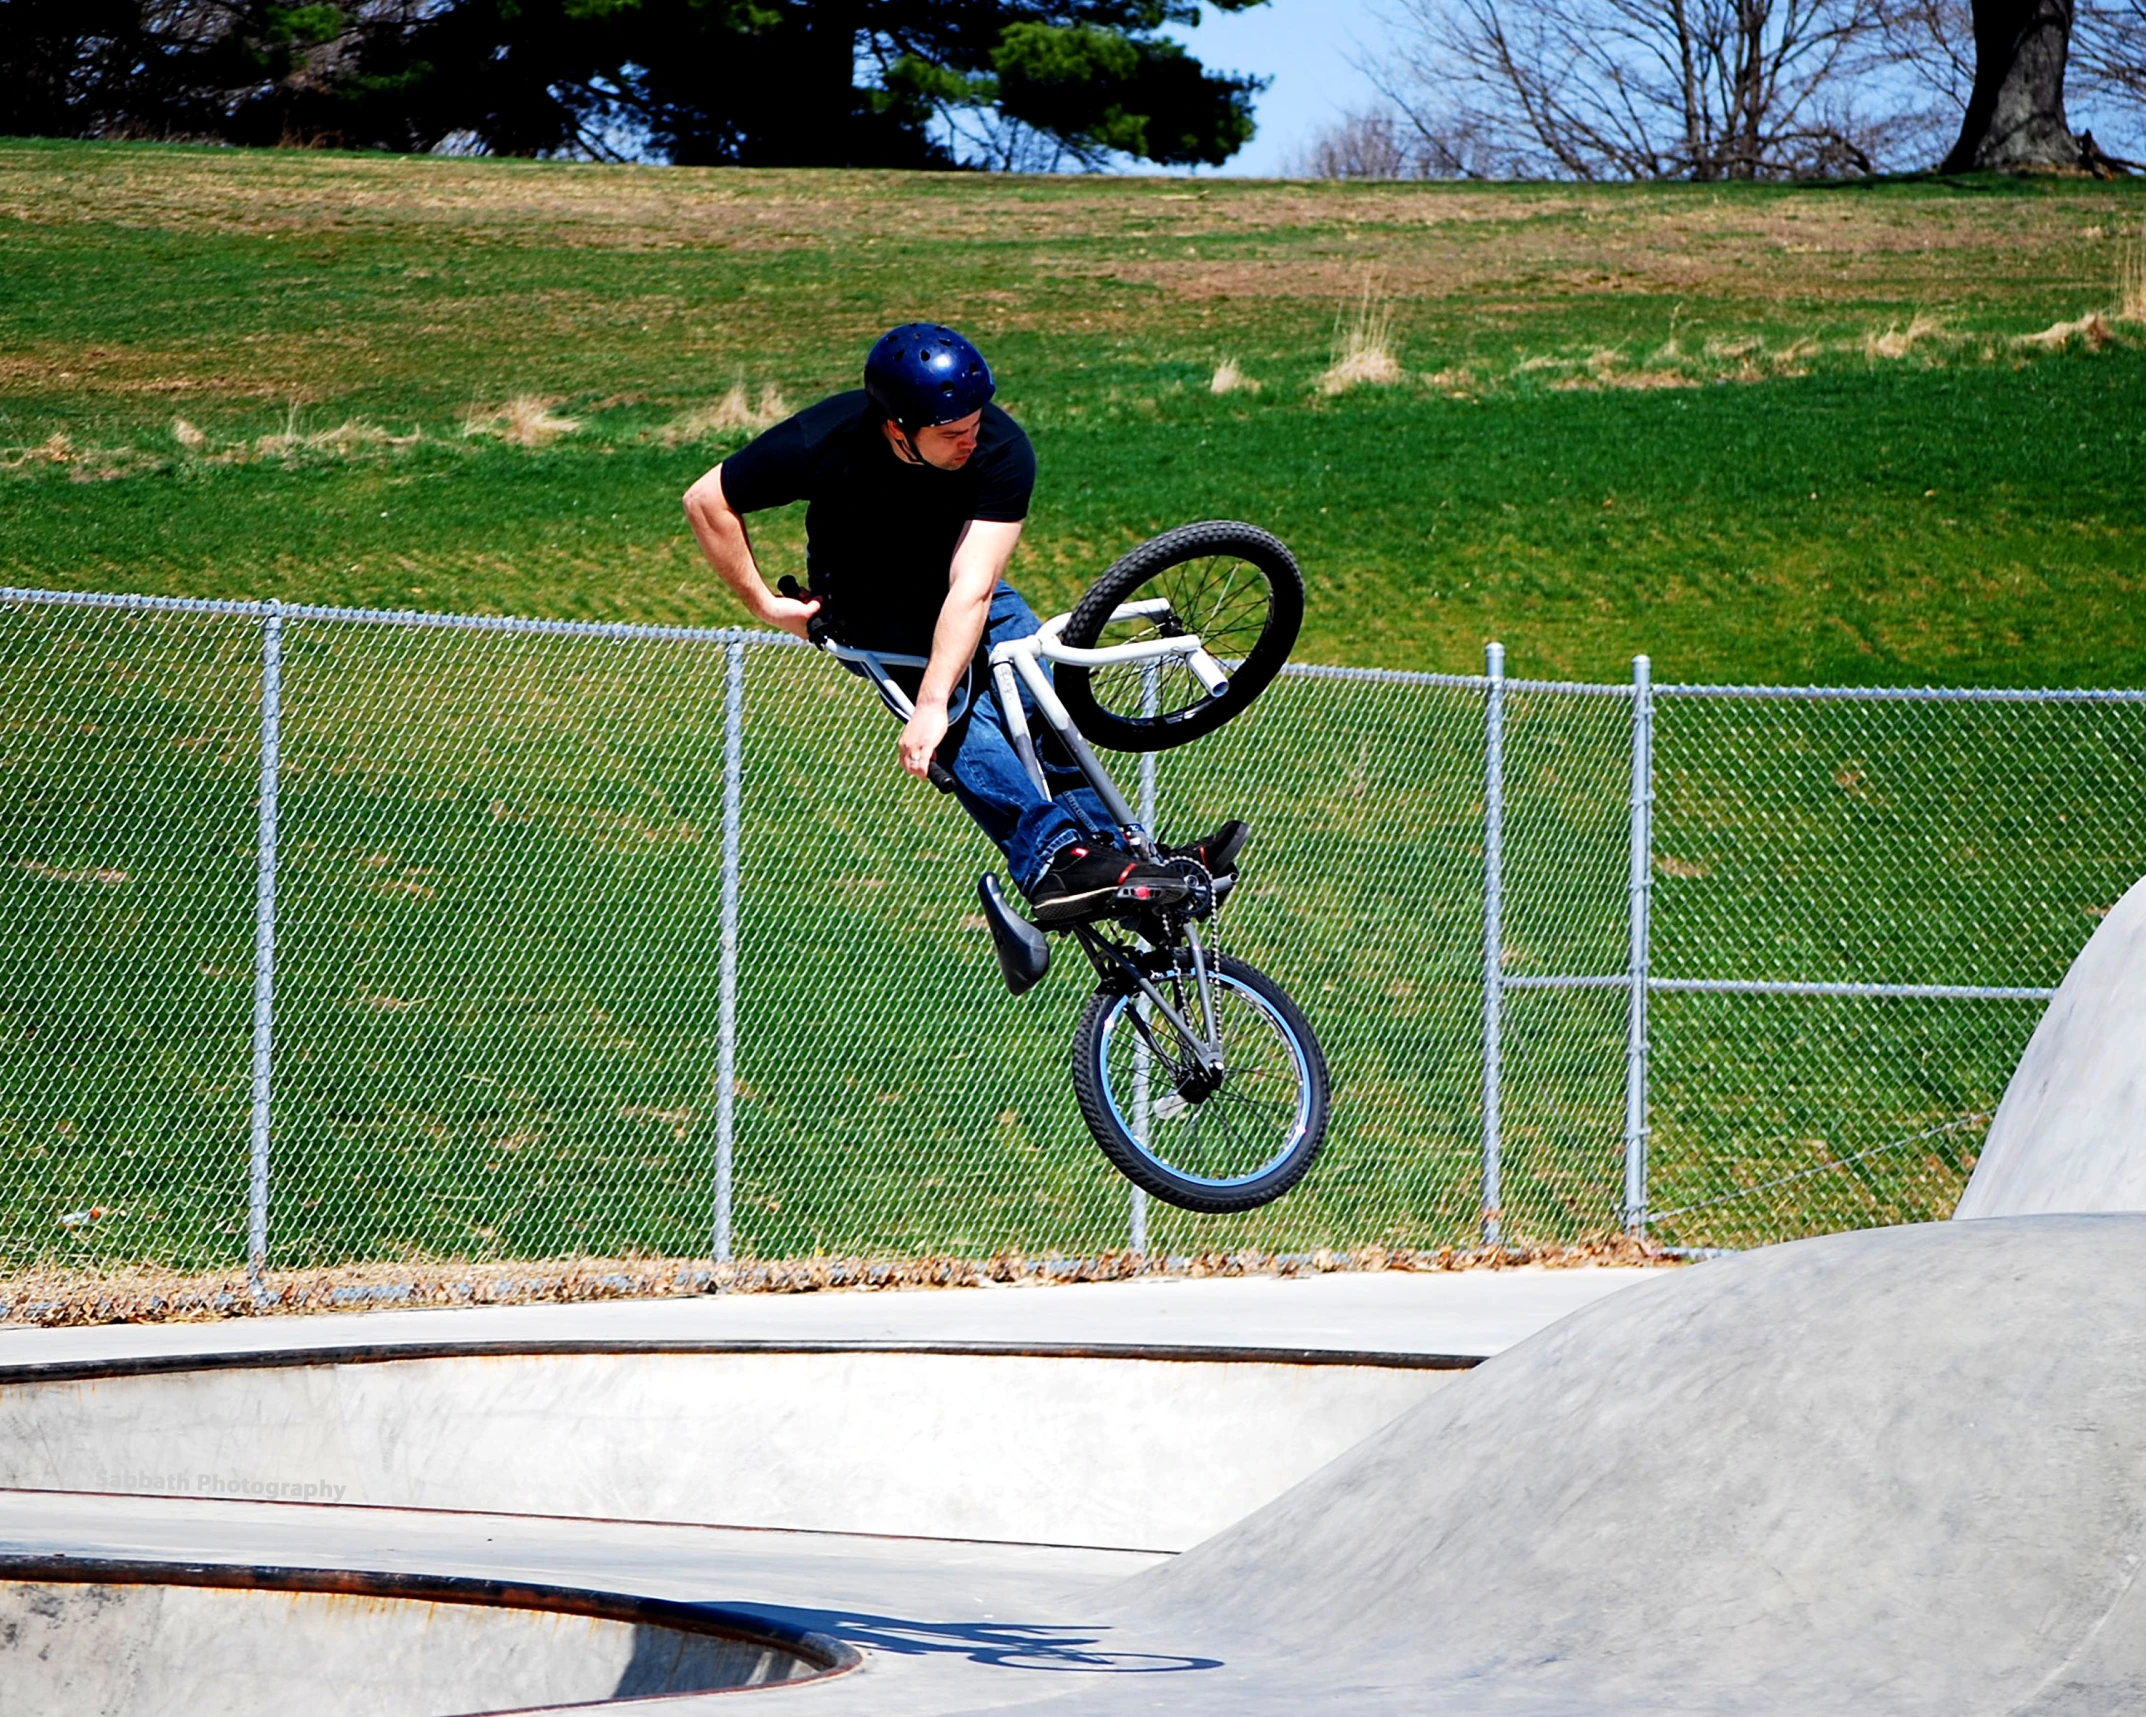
[0,1341,1463,1552]
[0,1558,852,1717]
[1955,871,2146,1219]
[980,1215,2146,1717]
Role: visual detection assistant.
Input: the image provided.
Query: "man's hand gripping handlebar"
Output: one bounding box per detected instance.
[774,576,831,648]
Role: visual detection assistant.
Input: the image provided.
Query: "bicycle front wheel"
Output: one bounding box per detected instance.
[1055,521,1303,753]
[1071,953,1329,1214]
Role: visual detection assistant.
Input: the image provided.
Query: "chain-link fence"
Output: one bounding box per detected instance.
[3,587,2141,1304]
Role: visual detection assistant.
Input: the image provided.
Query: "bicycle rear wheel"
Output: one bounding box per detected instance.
[1055,521,1303,753]
[1071,953,1328,1214]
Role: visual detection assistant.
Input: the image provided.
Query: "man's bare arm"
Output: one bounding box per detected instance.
[681,464,821,640]
[898,519,1024,782]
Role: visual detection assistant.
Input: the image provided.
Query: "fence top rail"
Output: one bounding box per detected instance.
[279,604,792,647]
[2,586,265,621]
[1507,677,1635,697]
[6,588,2141,704]
[1280,662,1489,691]
[1655,680,2146,704]
[0,587,803,650]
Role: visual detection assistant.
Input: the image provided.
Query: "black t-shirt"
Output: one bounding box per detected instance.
[718,390,1035,655]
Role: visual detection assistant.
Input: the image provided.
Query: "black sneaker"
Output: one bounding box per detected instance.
[1163,818,1251,877]
[1029,842,1189,926]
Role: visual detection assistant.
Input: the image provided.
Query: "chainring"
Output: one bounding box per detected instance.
[1159,855,1216,920]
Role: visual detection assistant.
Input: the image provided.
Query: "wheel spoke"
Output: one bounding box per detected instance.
[1081,553,1278,726]
[1101,969,1309,1186]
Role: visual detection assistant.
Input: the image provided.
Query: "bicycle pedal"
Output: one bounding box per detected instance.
[1113,877,1193,907]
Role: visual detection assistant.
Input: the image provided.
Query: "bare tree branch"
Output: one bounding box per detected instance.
[1356,0,1947,178]
[2073,0,2146,148]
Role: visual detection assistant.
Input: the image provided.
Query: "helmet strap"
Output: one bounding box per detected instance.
[880,417,927,466]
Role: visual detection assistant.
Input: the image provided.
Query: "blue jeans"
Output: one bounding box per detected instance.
[945,586,1119,894]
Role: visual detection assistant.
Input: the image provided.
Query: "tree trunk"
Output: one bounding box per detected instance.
[1941,0,2081,170]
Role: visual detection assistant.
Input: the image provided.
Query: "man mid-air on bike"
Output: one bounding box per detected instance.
[682,322,1245,926]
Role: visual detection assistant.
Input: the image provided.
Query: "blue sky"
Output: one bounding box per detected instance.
[1162,0,1397,176]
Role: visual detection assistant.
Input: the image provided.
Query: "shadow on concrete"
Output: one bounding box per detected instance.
[722,1604,1219,1674]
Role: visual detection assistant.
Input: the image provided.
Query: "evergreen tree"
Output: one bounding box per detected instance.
[0,0,1268,169]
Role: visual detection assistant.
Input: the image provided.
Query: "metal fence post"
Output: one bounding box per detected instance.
[1622,655,1654,1233]
[1480,641,1506,1248]
[711,635,746,1267]
[1129,663,1157,1258]
[247,600,284,1303]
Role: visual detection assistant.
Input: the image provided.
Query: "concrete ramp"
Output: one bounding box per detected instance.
[1013,1217,2146,1715]
[1955,873,2146,1218]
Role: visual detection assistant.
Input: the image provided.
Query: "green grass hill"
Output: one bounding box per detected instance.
[3,139,2143,688]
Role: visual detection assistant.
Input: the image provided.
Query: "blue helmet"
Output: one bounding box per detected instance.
[864,323,995,435]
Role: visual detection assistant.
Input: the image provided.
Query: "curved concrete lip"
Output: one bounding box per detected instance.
[0,1269,1655,1372]
[0,1338,1484,1389]
[0,1553,859,1665]
[0,1552,860,1710]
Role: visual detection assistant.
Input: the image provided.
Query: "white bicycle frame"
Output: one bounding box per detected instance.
[822,600,1234,1065]
[823,600,1232,854]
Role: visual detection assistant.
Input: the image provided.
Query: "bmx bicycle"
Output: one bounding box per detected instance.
[784,521,1329,1215]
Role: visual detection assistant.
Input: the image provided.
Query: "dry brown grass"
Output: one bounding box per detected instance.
[1861,313,1949,360]
[1,432,79,469]
[2115,231,2144,323]
[654,382,790,445]
[5,409,428,484]
[1319,282,1405,394]
[1209,357,1260,396]
[256,412,420,457]
[1454,326,1848,394]
[1047,188,2146,322]
[19,859,130,886]
[0,431,164,482]
[1574,346,1699,390]
[0,1235,1681,1327]
[2013,312,2116,351]
[155,410,420,464]
[1554,368,1699,392]
[4,141,2137,349]
[463,394,581,447]
[0,347,317,402]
